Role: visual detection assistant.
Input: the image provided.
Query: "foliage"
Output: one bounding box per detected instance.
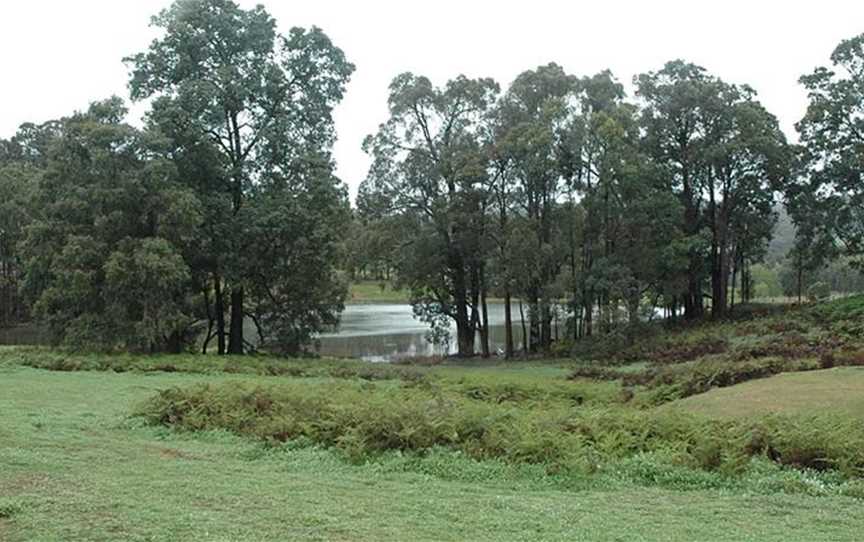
[791,33,864,271]
[18,99,200,352]
[137,379,864,477]
[126,0,354,355]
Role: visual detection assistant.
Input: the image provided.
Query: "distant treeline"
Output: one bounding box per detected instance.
[1,0,862,357]
[351,39,864,357]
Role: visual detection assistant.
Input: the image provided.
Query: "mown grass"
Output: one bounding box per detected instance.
[674,367,864,418]
[3,365,864,541]
[3,296,864,540]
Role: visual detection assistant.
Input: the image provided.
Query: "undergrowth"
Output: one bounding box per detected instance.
[2,347,425,382]
[135,380,864,478]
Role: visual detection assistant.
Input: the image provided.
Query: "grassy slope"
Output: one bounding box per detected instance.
[674,367,864,418]
[1,363,863,541]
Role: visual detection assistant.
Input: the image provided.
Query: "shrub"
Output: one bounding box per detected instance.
[645,337,729,365]
[820,349,864,369]
[6,349,427,383]
[807,281,831,303]
[136,381,864,477]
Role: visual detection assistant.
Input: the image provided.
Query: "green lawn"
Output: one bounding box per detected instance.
[674,367,864,418]
[347,280,408,303]
[2,363,864,541]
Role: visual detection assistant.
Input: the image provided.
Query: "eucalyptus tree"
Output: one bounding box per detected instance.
[793,33,864,271]
[126,0,354,354]
[0,143,31,326]
[361,73,499,356]
[21,98,201,352]
[636,61,722,319]
[561,71,684,331]
[0,121,62,327]
[495,63,574,350]
[560,71,632,335]
[483,138,520,357]
[702,85,790,316]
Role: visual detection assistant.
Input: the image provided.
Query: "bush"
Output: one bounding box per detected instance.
[807,281,832,303]
[136,381,864,477]
[6,348,426,383]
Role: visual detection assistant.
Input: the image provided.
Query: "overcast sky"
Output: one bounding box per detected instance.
[2,1,863,201]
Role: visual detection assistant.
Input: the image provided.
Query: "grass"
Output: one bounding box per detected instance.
[675,367,864,418]
[4,296,864,540]
[347,280,409,303]
[2,364,864,541]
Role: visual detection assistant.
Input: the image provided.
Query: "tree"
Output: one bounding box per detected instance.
[703,85,790,316]
[637,62,789,319]
[561,71,683,332]
[495,63,573,350]
[126,0,354,354]
[793,33,864,272]
[21,98,201,352]
[361,73,499,356]
[0,121,61,327]
[0,151,32,326]
[637,61,719,319]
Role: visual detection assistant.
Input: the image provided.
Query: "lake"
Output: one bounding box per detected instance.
[316,303,532,361]
[0,303,543,362]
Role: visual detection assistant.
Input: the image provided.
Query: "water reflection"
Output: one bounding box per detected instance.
[317,303,532,362]
[1,304,540,363]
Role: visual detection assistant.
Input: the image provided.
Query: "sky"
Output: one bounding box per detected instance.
[2,1,863,202]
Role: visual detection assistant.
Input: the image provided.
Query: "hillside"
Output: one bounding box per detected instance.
[675,367,864,418]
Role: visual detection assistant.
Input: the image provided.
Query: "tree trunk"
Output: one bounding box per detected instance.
[504,291,514,359]
[214,274,226,355]
[540,299,552,350]
[480,266,490,358]
[528,287,540,353]
[730,258,738,312]
[628,286,641,327]
[682,169,703,320]
[711,252,727,318]
[519,298,528,354]
[797,253,804,304]
[585,293,593,337]
[228,287,244,355]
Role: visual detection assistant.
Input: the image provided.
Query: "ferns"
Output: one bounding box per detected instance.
[136,380,864,477]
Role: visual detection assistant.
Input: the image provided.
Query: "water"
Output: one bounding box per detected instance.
[316,303,531,362]
[0,304,539,362]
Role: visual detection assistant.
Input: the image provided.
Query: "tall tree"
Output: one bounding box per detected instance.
[361,73,499,356]
[637,61,719,319]
[0,146,32,327]
[793,33,864,271]
[495,63,574,350]
[562,71,683,331]
[21,98,201,352]
[126,0,354,354]
[703,85,790,316]
[0,122,61,327]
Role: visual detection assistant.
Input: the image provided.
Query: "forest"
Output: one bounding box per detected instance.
[0,2,861,360]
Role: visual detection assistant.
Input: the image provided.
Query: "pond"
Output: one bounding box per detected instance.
[316,303,534,362]
[0,303,549,362]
